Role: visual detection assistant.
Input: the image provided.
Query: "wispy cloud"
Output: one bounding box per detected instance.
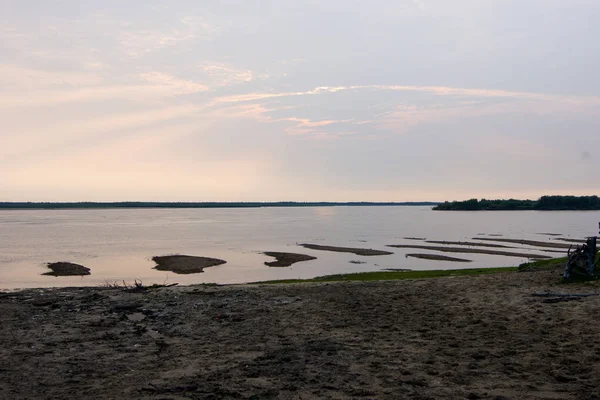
[211,84,600,108]
[140,71,208,94]
[0,67,209,107]
[206,102,353,137]
[201,63,266,86]
[204,83,600,139]
[282,117,353,136]
[118,29,195,57]
[116,16,218,57]
[1,104,202,159]
[0,64,102,88]
[210,86,352,105]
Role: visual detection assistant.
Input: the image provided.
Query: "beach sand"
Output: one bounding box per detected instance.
[2,265,600,399]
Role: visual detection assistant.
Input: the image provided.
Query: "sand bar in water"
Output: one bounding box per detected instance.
[425,240,513,249]
[406,253,472,262]
[555,238,586,244]
[152,255,226,274]
[263,252,317,267]
[43,262,91,277]
[473,238,572,249]
[388,244,551,259]
[300,244,393,256]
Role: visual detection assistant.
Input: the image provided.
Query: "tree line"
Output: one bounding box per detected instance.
[433,195,600,211]
[0,201,440,210]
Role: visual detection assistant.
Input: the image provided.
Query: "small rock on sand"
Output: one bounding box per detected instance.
[152,255,226,274]
[43,262,91,277]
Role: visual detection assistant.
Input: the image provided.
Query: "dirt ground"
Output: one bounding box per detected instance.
[2,266,600,399]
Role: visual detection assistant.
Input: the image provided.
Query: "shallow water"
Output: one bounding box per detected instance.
[0,206,598,289]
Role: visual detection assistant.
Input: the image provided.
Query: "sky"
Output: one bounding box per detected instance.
[1,0,599,202]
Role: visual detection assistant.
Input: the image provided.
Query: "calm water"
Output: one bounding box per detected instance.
[0,206,598,289]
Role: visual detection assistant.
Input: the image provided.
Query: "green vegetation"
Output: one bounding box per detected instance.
[433,195,600,211]
[253,266,519,284]
[254,256,575,284]
[0,201,439,210]
[517,257,568,272]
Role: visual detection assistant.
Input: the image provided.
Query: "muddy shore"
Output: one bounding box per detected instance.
[2,266,600,399]
[388,244,552,260]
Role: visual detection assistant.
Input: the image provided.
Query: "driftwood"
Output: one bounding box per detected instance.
[532,292,599,304]
[563,237,598,280]
[532,293,599,298]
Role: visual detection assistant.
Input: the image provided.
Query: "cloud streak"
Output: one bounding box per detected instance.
[0,68,209,107]
[213,84,600,107]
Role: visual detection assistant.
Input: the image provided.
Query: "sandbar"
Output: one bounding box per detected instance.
[406,253,472,262]
[152,255,226,274]
[388,244,551,259]
[263,252,317,267]
[43,262,91,276]
[426,240,513,249]
[300,244,393,256]
[473,238,572,249]
[555,238,586,244]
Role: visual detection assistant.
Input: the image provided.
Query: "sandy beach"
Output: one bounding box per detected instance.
[2,263,600,399]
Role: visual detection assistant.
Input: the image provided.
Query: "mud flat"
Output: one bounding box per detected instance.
[43,262,91,276]
[300,244,393,256]
[263,252,316,267]
[425,240,514,249]
[388,244,551,259]
[473,238,572,249]
[555,238,586,244]
[152,255,226,274]
[406,253,472,262]
[541,249,569,254]
[2,264,600,399]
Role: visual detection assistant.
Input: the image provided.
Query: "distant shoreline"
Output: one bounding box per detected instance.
[434,195,600,211]
[0,201,439,210]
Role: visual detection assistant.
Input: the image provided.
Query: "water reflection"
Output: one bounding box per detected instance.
[0,206,598,289]
[313,207,337,218]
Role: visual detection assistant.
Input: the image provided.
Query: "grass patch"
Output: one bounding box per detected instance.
[253,266,519,284]
[518,257,568,272]
[253,257,577,285]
